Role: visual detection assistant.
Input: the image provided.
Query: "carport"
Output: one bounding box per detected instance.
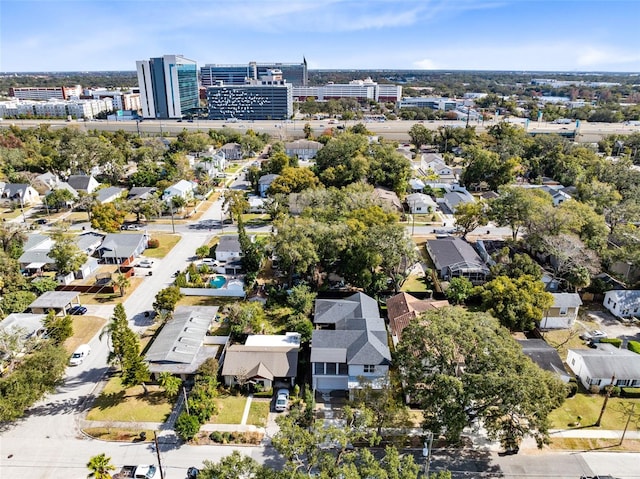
[27,291,81,315]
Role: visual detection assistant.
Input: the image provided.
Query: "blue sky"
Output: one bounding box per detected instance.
[2,0,640,72]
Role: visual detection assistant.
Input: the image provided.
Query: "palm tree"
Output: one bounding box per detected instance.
[114,273,131,297]
[86,453,115,479]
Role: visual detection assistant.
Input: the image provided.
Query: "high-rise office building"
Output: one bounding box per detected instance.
[201,58,307,87]
[136,54,199,119]
[206,69,293,120]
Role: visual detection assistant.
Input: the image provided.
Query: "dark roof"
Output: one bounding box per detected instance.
[258,174,279,185]
[217,234,242,253]
[517,339,567,375]
[67,175,96,191]
[98,233,147,259]
[127,186,157,200]
[221,345,298,380]
[426,237,487,271]
[314,292,381,325]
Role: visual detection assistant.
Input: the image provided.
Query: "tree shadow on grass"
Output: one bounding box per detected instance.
[93,390,127,410]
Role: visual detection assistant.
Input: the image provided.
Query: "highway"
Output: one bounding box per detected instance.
[2,117,639,143]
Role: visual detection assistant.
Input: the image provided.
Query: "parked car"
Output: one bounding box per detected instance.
[579,330,608,342]
[201,258,218,267]
[275,388,289,412]
[68,305,88,315]
[35,218,48,225]
[69,344,91,366]
[138,259,154,268]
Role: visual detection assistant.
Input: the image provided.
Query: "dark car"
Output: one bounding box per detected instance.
[68,305,88,315]
[187,467,199,479]
[35,218,48,225]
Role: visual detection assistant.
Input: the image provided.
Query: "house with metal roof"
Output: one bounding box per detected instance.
[145,306,219,379]
[221,333,301,390]
[567,343,640,391]
[426,237,489,284]
[386,292,449,345]
[539,293,583,329]
[311,292,391,398]
[603,290,640,319]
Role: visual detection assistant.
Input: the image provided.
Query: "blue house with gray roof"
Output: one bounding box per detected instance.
[311,292,391,398]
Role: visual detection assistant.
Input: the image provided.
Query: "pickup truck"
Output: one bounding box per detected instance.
[113,464,157,479]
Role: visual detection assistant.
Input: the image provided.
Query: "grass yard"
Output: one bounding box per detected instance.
[209,394,248,424]
[542,315,600,360]
[176,295,225,307]
[549,394,639,430]
[86,376,172,423]
[548,437,640,452]
[83,427,156,442]
[0,208,23,220]
[246,400,270,427]
[64,315,107,354]
[144,233,181,258]
[401,274,431,293]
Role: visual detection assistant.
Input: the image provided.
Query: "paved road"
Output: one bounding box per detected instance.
[3,118,640,143]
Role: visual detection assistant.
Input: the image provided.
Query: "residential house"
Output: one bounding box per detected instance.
[603,290,640,318]
[426,237,489,284]
[519,184,572,206]
[220,142,243,161]
[516,339,571,381]
[0,313,47,341]
[27,291,81,315]
[145,306,219,379]
[0,183,41,207]
[32,172,60,194]
[443,189,475,213]
[247,195,266,214]
[67,175,100,194]
[285,139,323,160]
[163,179,197,203]
[567,343,640,391]
[45,183,78,208]
[127,186,158,201]
[75,232,104,278]
[386,292,450,345]
[215,234,243,263]
[221,333,300,389]
[311,292,392,398]
[97,233,148,265]
[258,174,279,198]
[409,178,426,192]
[405,192,438,214]
[373,187,403,212]
[539,293,583,329]
[95,186,125,204]
[19,233,56,274]
[395,147,413,162]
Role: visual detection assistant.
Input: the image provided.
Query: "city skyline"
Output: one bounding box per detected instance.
[1,0,640,73]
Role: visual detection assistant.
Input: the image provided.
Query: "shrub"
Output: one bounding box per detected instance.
[147,238,160,248]
[621,387,640,398]
[589,384,601,394]
[610,386,621,397]
[567,382,578,398]
[599,338,623,348]
[628,340,640,354]
[209,431,224,443]
[175,413,200,441]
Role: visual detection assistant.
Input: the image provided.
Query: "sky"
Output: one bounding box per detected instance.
[1,0,640,72]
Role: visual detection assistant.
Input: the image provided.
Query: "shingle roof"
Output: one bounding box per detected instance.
[221,345,298,380]
[569,343,640,380]
[386,292,449,340]
[427,237,487,271]
[0,313,46,338]
[96,186,125,203]
[517,339,568,375]
[258,174,279,185]
[67,175,96,191]
[217,235,242,254]
[551,293,582,308]
[98,233,146,259]
[127,187,157,200]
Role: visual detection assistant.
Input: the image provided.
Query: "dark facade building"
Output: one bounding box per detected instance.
[201,58,307,87]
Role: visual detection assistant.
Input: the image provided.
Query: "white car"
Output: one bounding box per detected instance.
[275,388,289,412]
[69,344,91,366]
[201,258,218,267]
[138,259,154,268]
[579,330,608,342]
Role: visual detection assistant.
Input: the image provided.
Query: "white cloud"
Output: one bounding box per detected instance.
[576,47,640,68]
[413,58,439,69]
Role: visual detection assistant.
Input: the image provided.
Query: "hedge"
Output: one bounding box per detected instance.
[628,340,640,354]
[621,387,640,398]
[599,338,623,348]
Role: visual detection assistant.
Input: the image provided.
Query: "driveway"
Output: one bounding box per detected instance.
[583,308,640,346]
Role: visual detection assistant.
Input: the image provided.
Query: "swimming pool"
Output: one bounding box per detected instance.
[210,275,227,289]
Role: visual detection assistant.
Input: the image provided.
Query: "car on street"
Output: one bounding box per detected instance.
[137,259,154,268]
[69,344,91,366]
[68,305,88,315]
[35,218,48,225]
[579,329,608,341]
[275,388,289,412]
[121,223,143,230]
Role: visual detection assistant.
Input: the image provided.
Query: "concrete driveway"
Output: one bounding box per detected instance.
[583,308,640,346]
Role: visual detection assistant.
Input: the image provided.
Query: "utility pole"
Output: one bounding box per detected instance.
[183,386,190,415]
[153,432,165,479]
[422,431,433,478]
[595,374,616,427]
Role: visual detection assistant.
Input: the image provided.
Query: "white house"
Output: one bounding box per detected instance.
[163,179,197,203]
[539,293,583,329]
[409,178,426,192]
[603,290,640,318]
[406,192,438,214]
[0,183,41,207]
[215,235,243,263]
[67,175,100,194]
[567,344,640,391]
[285,139,323,160]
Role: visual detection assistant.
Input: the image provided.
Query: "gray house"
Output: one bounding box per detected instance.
[145,306,219,379]
[258,174,280,197]
[96,186,125,204]
[311,292,391,398]
[97,233,148,265]
[426,237,489,284]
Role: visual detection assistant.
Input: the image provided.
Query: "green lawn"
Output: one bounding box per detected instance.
[401,274,431,292]
[64,315,107,354]
[541,316,600,360]
[144,233,181,258]
[209,394,248,424]
[86,377,173,423]
[247,400,270,427]
[549,394,639,430]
